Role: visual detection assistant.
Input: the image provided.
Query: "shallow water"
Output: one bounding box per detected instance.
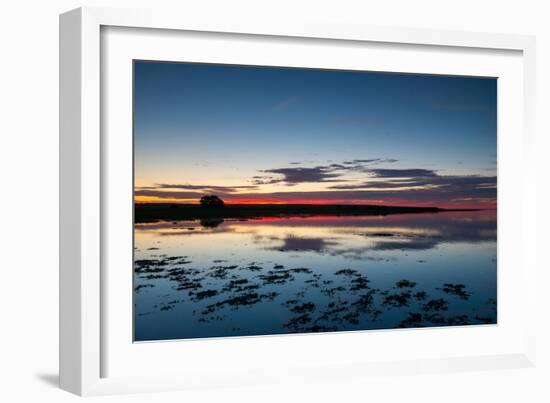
[134,211,497,341]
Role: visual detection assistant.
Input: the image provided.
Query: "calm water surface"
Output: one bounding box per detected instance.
[134,211,497,341]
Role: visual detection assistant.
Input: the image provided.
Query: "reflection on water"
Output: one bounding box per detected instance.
[134,211,497,341]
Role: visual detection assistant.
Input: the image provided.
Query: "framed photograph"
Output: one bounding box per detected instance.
[60,7,537,396]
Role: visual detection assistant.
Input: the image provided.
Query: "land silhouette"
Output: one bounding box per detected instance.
[199,195,225,208]
[135,196,477,223]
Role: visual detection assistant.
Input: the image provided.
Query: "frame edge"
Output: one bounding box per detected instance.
[59,7,83,396]
[59,5,538,395]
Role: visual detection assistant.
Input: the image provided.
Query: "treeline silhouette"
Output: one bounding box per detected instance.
[134,202,468,223]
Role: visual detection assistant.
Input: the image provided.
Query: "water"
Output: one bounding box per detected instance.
[134,211,497,341]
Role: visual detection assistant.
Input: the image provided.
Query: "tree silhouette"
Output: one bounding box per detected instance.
[200,195,225,208]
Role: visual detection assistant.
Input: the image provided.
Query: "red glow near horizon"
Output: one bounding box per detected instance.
[135,196,495,210]
[224,199,496,210]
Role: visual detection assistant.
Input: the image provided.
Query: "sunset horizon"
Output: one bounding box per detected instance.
[135,199,495,210]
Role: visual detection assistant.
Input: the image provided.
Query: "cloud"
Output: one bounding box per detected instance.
[327,163,348,169]
[252,158,400,185]
[329,181,421,190]
[135,189,205,199]
[254,166,343,185]
[326,168,496,205]
[137,184,259,193]
[246,166,497,206]
[366,168,437,178]
[343,158,398,165]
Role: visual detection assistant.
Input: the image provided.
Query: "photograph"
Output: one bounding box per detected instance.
[133,61,497,341]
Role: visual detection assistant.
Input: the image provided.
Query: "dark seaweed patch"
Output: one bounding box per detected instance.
[258,270,293,284]
[437,283,470,300]
[414,291,427,301]
[350,276,370,291]
[423,313,446,324]
[422,298,449,312]
[290,267,313,274]
[334,269,359,276]
[290,302,315,314]
[193,289,219,300]
[208,265,239,279]
[175,280,202,291]
[383,291,412,308]
[398,312,424,328]
[134,284,155,292]
[284,314,312,331]
[142,274,164,280]
[321,286,346,297]
[242,265,263,272]
[395,279,417,289]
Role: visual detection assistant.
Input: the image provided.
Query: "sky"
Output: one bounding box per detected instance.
[134,61,497,208]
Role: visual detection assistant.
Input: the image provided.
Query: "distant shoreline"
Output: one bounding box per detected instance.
[134,203,480,223]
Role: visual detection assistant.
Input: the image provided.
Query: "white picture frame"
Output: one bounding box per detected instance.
[59,6,537,396]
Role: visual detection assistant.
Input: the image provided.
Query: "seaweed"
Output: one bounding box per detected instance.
[193,289,219,300]
[383,291,412,308]
[395,279,417,289]
[134,284,155,292]
[422,298,449,312]
[437,283,470,300]
[398,312,424,328]
[290,302,315,314]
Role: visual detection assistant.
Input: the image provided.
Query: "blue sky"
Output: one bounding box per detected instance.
[134,61,497,207]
